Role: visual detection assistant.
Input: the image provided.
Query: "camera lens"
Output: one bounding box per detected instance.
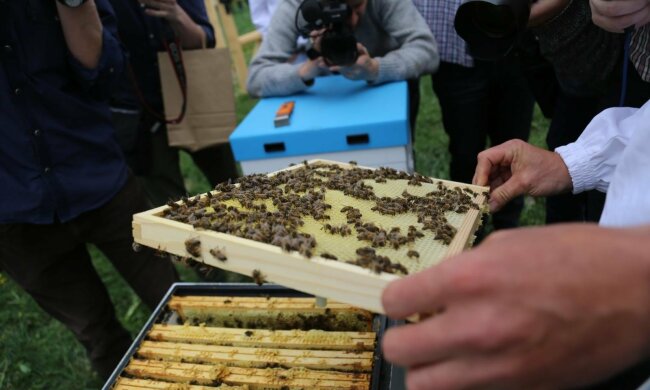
[470,2,516,38]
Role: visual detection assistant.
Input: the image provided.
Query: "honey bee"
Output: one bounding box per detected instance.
[252,269,266,286]
[209,247,227,262]
[407,250,420,259]
[184,237,202,258]
[320,253,338,260]
[244,330,254,337]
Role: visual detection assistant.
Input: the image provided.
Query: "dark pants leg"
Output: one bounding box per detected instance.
[0,175,178,380]
[113,110,186,206]
[545,92,606,223]
[432,60,534,229]
[190,142,240,187]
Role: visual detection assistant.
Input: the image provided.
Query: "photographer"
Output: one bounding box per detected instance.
[0,0,178,380]
[246,0,439,130]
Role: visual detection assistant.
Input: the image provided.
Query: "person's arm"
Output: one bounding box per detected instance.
[140,0,209,49]
[56,0,103,69]
[382,223,650,390]
[590,0,650,32]
[555,102,648,194]
[57,0,124,97]
[473,101,649,212]
[362,0,439,84]
[247,0,326,97]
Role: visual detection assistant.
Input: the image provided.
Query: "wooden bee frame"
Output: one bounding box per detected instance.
[132,160,488,313]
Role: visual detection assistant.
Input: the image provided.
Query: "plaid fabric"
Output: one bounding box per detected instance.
[412,0,474,67]
[630,25,650,82]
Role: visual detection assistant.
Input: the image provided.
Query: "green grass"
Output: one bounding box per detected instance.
[0,5,550,389]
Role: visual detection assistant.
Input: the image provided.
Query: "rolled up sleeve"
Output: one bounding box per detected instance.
[66,0,125,97]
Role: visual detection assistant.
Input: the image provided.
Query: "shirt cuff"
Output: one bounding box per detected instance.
[555,142,599,194]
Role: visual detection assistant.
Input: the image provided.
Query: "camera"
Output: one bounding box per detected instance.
[454,0,533,60]
[296,0,359,66]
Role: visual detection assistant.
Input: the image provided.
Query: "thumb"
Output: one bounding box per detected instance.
[488,177,525,212]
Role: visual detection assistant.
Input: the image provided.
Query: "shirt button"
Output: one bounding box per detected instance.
[14,88,21,95]
[43,167,51,174]
[108,67,114,73]
[3,45,12,53]
[149,33,155,40]
[33,129,41,136]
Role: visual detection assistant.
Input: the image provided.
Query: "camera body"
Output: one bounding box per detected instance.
[297,0,359,66]
[454,0,533,60]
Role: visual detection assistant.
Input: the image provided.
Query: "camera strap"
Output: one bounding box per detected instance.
[125,22,188,125]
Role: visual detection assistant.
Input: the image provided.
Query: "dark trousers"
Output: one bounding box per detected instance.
[432,60,535,229]
[0,174,179,380]
[546,59,650,223]
[113,110,239,206]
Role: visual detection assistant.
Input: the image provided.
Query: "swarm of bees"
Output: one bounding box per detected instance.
[164,163,484,277]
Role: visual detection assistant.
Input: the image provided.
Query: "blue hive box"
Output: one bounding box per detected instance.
[230,75,413,174]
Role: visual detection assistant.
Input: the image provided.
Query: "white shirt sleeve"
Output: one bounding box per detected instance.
[248,0,279,36]
[556,100,650,227]
[555,103,648,194]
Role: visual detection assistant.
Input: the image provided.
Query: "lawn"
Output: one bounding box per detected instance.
[0,5,550,389]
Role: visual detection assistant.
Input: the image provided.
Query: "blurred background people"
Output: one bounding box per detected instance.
[109,0,239,207]
[0,0,178,380]
[246,0,439,134]
[413,0,535,230]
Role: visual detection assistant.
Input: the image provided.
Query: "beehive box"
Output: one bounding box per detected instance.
[104,284,393,390]
[132,160,488,313]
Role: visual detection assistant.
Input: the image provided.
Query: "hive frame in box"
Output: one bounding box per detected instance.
[132,160,488,313]
[102,283,395,390]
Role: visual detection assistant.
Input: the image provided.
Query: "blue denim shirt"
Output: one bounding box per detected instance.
[0,0,128,224]
[108,0,216,110]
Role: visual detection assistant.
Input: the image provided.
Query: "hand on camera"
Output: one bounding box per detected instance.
[590,0,650,32]
[382,223,650,390]
[329,43,379,82]
[472,139,572,212]
[298,56,328,82]
[140,0,184,23]
[528,0,572,26]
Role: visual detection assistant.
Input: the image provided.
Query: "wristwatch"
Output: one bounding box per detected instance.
[56,0,89,7]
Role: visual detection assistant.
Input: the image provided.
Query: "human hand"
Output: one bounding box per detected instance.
[472,139,572,213]
[298,56,328,82]
[590,0,650,32]
[528,0,572,26]
[329,43,379,82]
[382,224,650,390]
[140,0,184,23]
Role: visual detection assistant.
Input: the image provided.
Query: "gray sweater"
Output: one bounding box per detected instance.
[246,0,439,97]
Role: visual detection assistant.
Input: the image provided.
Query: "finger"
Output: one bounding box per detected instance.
[591,0,648,18]
[405,356,515,390]
[144,8,169,18]
[382,312,463,366]
[382,262,452,319]
[592,6,650,31]
[356,42,369,55]
[473,144,512,186]
[488,175,525,213]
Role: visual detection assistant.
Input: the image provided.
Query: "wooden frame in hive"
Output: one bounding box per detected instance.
[132,160,488,313]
